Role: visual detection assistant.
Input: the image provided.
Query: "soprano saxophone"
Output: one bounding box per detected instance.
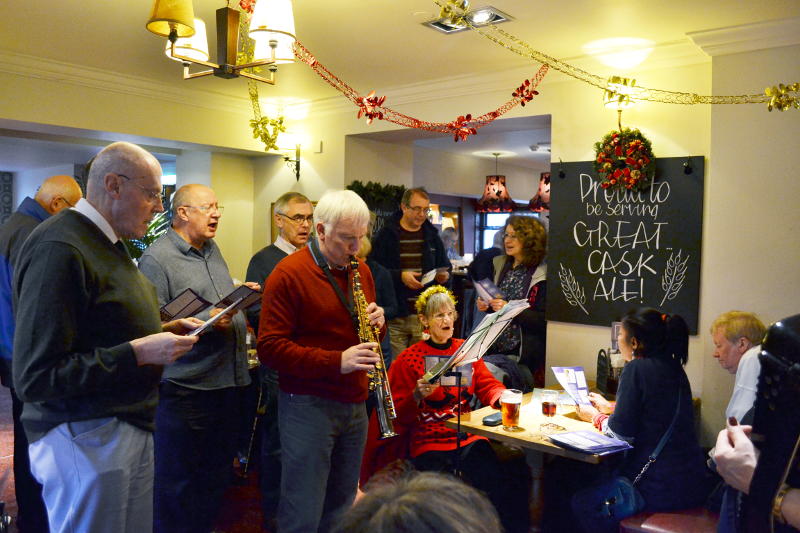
[350,257,397,440]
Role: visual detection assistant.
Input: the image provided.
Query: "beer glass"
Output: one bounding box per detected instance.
[541,390,558,418]
[501,389,523,431]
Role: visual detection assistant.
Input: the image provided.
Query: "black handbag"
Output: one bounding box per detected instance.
[572,387,683,532]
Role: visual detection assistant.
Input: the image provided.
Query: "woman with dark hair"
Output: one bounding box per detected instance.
[476,215,547,388]
[574,308,712,530]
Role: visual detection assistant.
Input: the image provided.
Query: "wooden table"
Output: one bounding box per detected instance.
[444,391,606,531]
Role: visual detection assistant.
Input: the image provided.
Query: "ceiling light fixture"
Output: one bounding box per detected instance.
[582,37,654,70]
[146,0,296,84]
[423,5,512,34]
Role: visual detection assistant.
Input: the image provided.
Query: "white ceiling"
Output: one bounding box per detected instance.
[1,1,799,170]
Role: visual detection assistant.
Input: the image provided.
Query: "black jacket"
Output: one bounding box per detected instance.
[370,212,450,318]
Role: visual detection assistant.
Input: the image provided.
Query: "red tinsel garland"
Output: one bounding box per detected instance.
[292,41,549,142]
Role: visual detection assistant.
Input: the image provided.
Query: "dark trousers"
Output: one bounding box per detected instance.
[154,382,243,533]
[258,368,281,523]
[411,439,531,533]
[10,388,49,533]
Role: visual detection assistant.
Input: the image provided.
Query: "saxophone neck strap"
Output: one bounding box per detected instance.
[309,238,357,329]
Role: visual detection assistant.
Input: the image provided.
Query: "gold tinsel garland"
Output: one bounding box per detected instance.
[434,0,799,112]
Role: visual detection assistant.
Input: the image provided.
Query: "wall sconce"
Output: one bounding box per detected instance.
[284,144,300,180]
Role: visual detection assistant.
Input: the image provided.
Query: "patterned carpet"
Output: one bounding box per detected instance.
[0,388,270,533]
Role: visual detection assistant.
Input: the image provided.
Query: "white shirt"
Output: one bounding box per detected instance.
[725,344,761,421]
[73,198,119,244]
[274,234,297,256]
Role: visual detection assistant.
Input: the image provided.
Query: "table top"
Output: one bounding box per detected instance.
[443,391,604,464]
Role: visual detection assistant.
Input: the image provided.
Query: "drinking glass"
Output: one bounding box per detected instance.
[500,389,523,431]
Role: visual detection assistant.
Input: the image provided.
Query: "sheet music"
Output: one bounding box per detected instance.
[160,288,211,322]
[188,297,243,336]
[419,269,437,286]
[422,299,530,382]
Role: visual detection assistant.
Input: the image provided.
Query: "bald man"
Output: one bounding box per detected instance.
[139,184,260,533]
[13,142,199,533]
[0,174,82,532]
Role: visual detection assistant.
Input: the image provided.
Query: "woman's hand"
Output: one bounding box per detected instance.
[575,403,599,422]
[413,378,440,403]
[588,392,614,414]
[489,298,507,312]
[476,297,489,312]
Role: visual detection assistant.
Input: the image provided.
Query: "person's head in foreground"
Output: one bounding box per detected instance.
[334,471,502,533]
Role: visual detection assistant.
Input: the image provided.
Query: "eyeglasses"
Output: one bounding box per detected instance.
[431,311,456,322]
[59,197,76,207]
[182,204,224,214]
[117,174,163,203]
[278,213,313,224]
[405,205,431,215]
[502,232,519,240]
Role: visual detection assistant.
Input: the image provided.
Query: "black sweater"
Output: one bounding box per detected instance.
[12,209,163,442]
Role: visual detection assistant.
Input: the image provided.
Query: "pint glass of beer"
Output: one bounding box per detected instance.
[501,389,523,431]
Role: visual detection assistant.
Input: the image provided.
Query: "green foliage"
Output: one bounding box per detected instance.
[124,210,170,260]
[346,180,406,211]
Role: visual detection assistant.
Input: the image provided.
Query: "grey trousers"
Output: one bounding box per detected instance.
[277,391,368,533]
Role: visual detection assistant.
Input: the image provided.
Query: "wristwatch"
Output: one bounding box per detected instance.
[773,483,791,525]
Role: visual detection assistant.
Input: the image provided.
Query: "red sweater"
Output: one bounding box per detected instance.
[360,338,505,484]
[257,246,379,403]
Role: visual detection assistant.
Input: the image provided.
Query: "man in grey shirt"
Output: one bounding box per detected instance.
[139,184,260,533]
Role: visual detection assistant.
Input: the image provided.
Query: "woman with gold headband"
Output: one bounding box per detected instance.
[360,285,530,533]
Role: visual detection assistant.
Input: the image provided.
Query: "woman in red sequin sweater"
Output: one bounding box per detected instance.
[361,286,530,533]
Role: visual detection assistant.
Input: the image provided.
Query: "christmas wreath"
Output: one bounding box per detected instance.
[594,128,655,190]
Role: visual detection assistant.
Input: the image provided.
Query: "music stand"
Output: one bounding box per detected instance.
[445,369,465,477]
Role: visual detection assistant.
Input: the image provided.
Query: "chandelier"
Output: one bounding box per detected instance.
[146,0,296,84]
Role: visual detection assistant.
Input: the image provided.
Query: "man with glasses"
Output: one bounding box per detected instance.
[13,142,199,533]
[245,191,313,529]
[139,184,260,533]
[0,174,82,532]
[371,187,450,358]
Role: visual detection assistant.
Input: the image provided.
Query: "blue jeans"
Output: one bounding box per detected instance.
[277,391,368,533]
[29,417,153,533]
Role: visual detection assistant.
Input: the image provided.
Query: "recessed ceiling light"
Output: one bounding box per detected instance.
[423,6,512,34]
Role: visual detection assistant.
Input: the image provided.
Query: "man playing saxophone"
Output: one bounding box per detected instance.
[258,189,385,533]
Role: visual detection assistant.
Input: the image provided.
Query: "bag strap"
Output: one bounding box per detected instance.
[632,385,683,485]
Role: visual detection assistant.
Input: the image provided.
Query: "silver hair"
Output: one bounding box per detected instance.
[420,291,456,318]
[313,190,370,233]
[274,191,311,216]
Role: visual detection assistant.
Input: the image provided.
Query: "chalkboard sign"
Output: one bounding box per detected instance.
[546,156,704,334]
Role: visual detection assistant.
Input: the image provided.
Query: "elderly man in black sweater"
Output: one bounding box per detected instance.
[245,191,313,528]
[12,142,199,533]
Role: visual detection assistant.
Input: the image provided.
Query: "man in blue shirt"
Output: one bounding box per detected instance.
[0,174,82,532]
[139,183,260,533]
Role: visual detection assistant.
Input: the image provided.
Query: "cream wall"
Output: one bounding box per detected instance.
[210,153,255,281]
[698,43,800,443]
[344,137,413,188]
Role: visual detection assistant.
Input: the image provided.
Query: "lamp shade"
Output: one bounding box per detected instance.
[249,0,296,62]
[147,0,195,38]
[165,18,209,62]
